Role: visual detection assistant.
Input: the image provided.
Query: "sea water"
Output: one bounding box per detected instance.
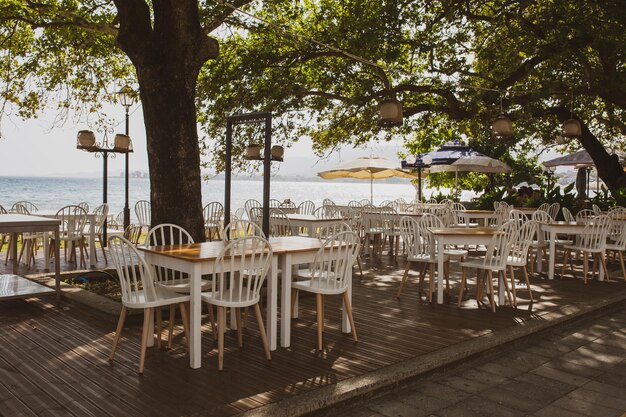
[0,176,441,220]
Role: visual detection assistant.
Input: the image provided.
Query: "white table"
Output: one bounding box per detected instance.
[269,236,352,348]
[286,214,343,237]
[429,227,500,304]
[0,214,61,303]
[140,241,279,369]
[39,211,101,268]
[538,221,605,281]
[457,210,496,227]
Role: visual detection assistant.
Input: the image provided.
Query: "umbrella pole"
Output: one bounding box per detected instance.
[418,168,422,202]
[370,173,373,205]
[455,168,458,197]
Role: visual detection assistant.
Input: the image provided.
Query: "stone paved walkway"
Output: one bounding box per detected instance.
[325,307,626,417]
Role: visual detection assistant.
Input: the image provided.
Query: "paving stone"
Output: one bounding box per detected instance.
[581,379,626,399]
[450,395,525,417]
[592,369,626,386]
[560,345,624,368]
[430,403,487,417]
[437,375,486,394]
[368,397,420,417]
[512,372,576,397]
[475,361,526,378]
[398,392,456,416]
[530,364,590,387]
[544,357,606,378]
[455,367,509,386]
[478,385,548,413]
[551,395,622,417]
[407,382,471,404]
[566,387,626,411]
[531,404,588,417]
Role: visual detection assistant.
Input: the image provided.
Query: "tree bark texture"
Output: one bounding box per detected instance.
[112,0,219,241]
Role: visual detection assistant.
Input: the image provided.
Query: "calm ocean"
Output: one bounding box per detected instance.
[0,176,432,221]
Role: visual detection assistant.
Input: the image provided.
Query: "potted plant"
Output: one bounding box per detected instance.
[114,133,131,151]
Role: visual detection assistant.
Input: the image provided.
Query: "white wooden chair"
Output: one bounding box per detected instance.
[561,215,611,283]
[506,220,537,305]
[51,205,88,269]
[297,200,315,215]
[419,213,468,259]
[397,216,449,302]
[223,219,265,240]
[77,202,89,213]
[528,210,552,275]
[269,209,292,237]
[90,203,110,263]
[458,221,517,312]
[576,209,596,223]
[291,231,360,351]
[592,204,602,215]
[203,201,224,241]
[606,213,626,282]
[548,203,560,220]
[201,236,273,370]
[562,207,576,222]
[108,235,190,374]
[11,201,38,213]
[244,199,262,220]
[134,200,151,232]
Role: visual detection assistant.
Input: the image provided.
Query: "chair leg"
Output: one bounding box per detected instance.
[179,303,190,348]
[582,252,588,284]
[217,306,225,371]
[254,303,271,361]
[591,253,597,280]
[235,308,243,348]
[291,289,299,317]
[357,257,364,280]
[139,308,152,374]
[619,251,626,282]
[396,261,411,298]
[509,265,517,307]
[500,270,513,307]
[428,264,435,303]
[342,292,358,342]
[156,307,162,349]
[207,304,217,341]
[457,267,468,307]
[316,294,324,351]
[561,250,570,279]
[523,265,533,302]
[109,306,128,361]
[167,305,175,349]
[600,252,610,282]
[444,261,450,296]
[417,263,426,297]
[99,234,108,263]
[487,271,496,312]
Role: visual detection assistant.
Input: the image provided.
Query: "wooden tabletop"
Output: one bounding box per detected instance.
[286,214,340,222]
[461,210,495,214]
[0,214,61,228]
[139,236,324,262]
[429,226,498,236]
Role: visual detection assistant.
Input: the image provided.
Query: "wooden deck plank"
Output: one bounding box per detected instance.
[0,251,625,416]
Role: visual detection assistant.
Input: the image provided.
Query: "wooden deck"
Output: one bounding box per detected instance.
[1,249,626,416]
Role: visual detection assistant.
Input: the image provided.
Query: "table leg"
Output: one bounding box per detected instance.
[280,253,292,348]
[267,256,278,351]
[43,231,50,272]
[548,230,556,280]
[189,263,202,369]
[498,271,505,305]
[54,229,61,305]
[11,232,18,275]
[437,237,445,304]
[89,219,96,267]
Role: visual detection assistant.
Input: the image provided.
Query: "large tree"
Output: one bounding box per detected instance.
[200,0,626,191]
[0,0,253,240]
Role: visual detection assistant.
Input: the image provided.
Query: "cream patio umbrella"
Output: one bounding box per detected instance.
[318,156,417,204]
[428,152,511,190]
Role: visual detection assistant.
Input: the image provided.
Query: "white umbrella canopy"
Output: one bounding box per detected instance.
[429,153,511,174]
[318,156,416,203]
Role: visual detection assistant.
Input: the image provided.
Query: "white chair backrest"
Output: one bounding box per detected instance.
[509,220,537,261]
[313,206,341,219]
[135,200,151,227]
[494,204,510,226]
[400,216,433,259]
[562,207,575,222]
[508,209,527,226]
[269,209,292,237]
[244,199,262,220]
[531,210,551,244]
[322,198,336,206]
[269,199,282,208]
[12,203,30,214]
[298,200,315,215]
[146,223,194,246]
[0,204,7,214]
[313,221,352,240]
[592,204,602,215]
[12,201,38,213]
[77,202,89,213]
[203,202,224,226]
[537,202,550,213]
[483,221,517,269]
[608,212,626,249]
[56,205,88,238]
[359,198,371,206]
[249,206,264,228]
[108,235,159,304]
[123,224,143,246]
[305,231,360,292]
[419,212,445,229]
[223,219,266,240]
[211,236,273,305]
[576,209,596,222]
[93,203,109,234]
[493,201,501,210]
[348,200,362,208]
[608,206,626,215]
[548,202,560,220]
[579,214,611,251]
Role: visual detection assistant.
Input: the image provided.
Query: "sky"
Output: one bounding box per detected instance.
[0,103,408,178]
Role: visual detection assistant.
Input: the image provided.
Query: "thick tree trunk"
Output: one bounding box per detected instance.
[112,0,219,242]
[138,68,205,240]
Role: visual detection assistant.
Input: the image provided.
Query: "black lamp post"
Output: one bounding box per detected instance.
[542,165,556,190]
[116,85,136,229]
[401,154,430,201]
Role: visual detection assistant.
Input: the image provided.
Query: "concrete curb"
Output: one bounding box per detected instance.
[238,294,626,417]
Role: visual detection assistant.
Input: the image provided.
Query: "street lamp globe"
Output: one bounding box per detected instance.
[117,85,135,109]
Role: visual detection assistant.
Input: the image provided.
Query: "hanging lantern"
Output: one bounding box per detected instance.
[114,133,132,151]
[270,145,284,161]
[378,98,403,127]
[491,114,513,137]
[562,119,582,138]
[245,144,261,159]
